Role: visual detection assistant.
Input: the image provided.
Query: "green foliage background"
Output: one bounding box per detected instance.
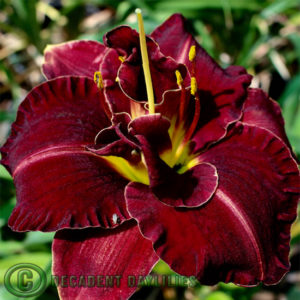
[0,0,299,299]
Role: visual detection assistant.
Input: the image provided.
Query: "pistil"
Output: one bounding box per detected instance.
[136,9,155,114]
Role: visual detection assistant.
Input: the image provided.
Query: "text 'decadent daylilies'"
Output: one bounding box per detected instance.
[1,13,300,300]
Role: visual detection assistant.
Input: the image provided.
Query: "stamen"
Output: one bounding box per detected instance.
[93,71,112,120]
[136,8,155,114]
[172,45,201,166]
[190,77,197,95]
[175,70,183,87]
[189,45,196,62]
[118,56,125,63]
[188,45,197,96]
[187,47,200,138]
[187,46,199,137]
[175,70,187,125]
[94,71,103,89]
[184,94,200,143]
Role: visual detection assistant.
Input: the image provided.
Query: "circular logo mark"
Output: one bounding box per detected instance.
[4,263,47,297]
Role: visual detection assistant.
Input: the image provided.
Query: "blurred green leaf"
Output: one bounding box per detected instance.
[24,232,55,246]
[0,197,15,225]
[288,286,300,300]
[0,241,24,256]
[0,256,52,300]
[0,165,12,180]
[152,260,177,275]
[280,73,300,156]
[206,291,234,300]
[194,20,216,56]
[291,220,300,244]
[146,0,266,11]
[0,111,16,122]
[115,1,133,21]
[0,287,25,300]
[218,282,244,291]
[0,252,51,284]
[261,0,300,18]
[288,33,300,65]
[9,0,44,51]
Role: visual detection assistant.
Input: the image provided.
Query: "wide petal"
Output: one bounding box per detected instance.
[242,88,293,150]
[43,40,109,79]
[100,48,146,117]
[152,14,252,151]
[126,123,299,286]
[151,14,193,64]
[52,220,158,300]
[1,76,130,231]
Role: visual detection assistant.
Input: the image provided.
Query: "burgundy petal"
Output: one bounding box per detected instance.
[155,88,199,135]
[155,89,183,122]
[43,40,109,79]
[88,113,140,163]
[104,26,188,103]
[1,77,130,231]
[129,114,172,154]
[118,47,187,103]
[128,114,218,207]
[151,14,193,64]
[100,48,146,116]
[53,220,158,300]
[152,14,252,151]
[126,123,299,286]
[104,26,139,57]
[242,88,293,150]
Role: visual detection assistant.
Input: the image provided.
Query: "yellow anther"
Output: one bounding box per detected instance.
[118,56,125,63]
[94,71,103,89]
[175,70,183,87]
[189,45,196,62]
[191,77,197,95]
[115,76,119,82]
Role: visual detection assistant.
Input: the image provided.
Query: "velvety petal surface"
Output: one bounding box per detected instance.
[100,48,146,116]
[152,14,252,151]
[242,88,292,150]
[1,76,130,232]
[129,114,172,154]
[104,26,188,103]
[126,123,299,286]
[88,113,140,163]
[43,40,109,79]
[53,220,158,300]
[151,13,194,66]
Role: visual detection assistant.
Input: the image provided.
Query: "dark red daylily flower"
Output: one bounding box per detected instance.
[1,12,300,300]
